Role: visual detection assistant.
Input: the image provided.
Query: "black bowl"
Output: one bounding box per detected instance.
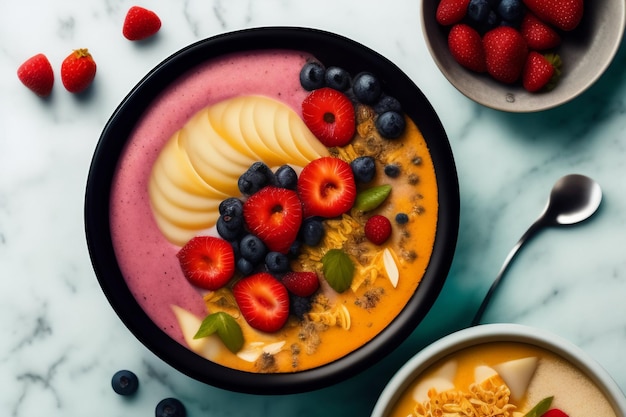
[84,27,459,394]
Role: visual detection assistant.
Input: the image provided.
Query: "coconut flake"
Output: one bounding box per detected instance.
[383,248,399,288]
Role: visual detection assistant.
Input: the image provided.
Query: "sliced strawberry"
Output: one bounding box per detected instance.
[302,87,355,147]
[233,272,290,333]
[177,236,235,290]
[17,54,54,97]
[297,157,357,218]
[364,215,392,245]
[521,12,562,50]
[483,27,528,84]
[243,186,303,254]
[522,0,583,31]
[522,51,560,92]
[448,24,486,73]
[436,0,471,25]
[282,271,320,297]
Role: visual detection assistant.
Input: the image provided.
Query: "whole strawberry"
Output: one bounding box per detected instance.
[521,12,562,50]
[522,51,561,92]
[522,0,583,31]
[483,26,528,84]
[123,6,162,41]
[61,49,97,93]
[364,215,392,245]
[436,0,471,25]
[17,53,54,97]
[448,24,486,73]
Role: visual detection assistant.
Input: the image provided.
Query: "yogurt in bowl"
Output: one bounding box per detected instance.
[371,323,626,417]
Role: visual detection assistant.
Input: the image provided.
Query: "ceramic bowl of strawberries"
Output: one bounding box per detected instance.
[85,28,460,394]
[422,0,625,112]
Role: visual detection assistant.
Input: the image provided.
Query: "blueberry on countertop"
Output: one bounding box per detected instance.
[111,369,139,396]
[155,397,187,417]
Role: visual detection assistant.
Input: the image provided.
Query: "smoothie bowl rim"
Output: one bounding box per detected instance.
[370,322,626,417]
[84,26,460,395]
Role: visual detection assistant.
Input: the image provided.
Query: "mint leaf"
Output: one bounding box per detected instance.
[354,184,392,211]
[523,396,553,417]
[194,311,244,353]
[321,249,354,293]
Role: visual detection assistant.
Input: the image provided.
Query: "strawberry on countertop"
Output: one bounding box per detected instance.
[123,6,162,41]
[522,0,583,31]
[17,54,54,97]
[483,26,529,84]
[61,48,97,93]
[233,272,290,333]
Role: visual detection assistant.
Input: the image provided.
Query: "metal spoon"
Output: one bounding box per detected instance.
[471,174,602,326]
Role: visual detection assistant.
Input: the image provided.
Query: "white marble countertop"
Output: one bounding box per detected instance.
[1,0,625,415]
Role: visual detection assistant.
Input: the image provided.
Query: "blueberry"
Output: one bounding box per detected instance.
[467,0,491,23]
[288,240,302,258]
[216,215,244,241]
[395,213,409,225]
[111,370,139,396]
[373,95,402,114]
[219,197,243,217]
[300,217,325,246]
[376,111,406,139]
[237,257,255,276]
[265,251,290,274]
[155,397,187,417]
[497,0,524,21]
[352,72,382,104]
[300,61,326,91]
[324,66,351,91]
[384,163,401,178]
[290,294,312,319]
[350,156,376,183]
[238,162,275,196]
[275,165,298,190]
[239,234,267,264]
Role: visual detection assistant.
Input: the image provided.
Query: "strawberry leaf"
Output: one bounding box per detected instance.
[194,311,244,353]
[354,184,392,211]
[321,249,354,293]
[523,396,553,417]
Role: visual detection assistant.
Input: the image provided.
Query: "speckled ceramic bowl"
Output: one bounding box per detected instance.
[85,27,460,395]
[371,323,626,417]
[421,0,625,112]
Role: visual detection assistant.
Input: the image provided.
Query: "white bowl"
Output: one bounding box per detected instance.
[371,323,626,416]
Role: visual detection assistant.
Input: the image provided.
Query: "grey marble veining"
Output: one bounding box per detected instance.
[1,0,625,415]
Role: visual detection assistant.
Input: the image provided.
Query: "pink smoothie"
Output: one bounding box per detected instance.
[109,50,312,344]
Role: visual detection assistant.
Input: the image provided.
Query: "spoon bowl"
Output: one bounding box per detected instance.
[472,174,602,325]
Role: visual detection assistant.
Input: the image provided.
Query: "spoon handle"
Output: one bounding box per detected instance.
[471,218,546,326]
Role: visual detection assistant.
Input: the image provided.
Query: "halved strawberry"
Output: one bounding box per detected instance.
[243,186,303,254]
[297,157,357,218]
[177,236,235,290]
[233,272,290,333]
[282,271,320,297]
[302,87,355,147]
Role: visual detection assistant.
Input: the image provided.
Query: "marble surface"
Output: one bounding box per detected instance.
[1,0,625,415]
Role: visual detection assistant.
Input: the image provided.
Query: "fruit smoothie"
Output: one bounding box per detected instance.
[109,49,440,373]
[389,342,617,417]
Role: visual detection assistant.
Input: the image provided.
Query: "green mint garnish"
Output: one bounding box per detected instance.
[321,249,354,293]
[354,184,392,212]
[523,396,554,417]
[194,311,244,353]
